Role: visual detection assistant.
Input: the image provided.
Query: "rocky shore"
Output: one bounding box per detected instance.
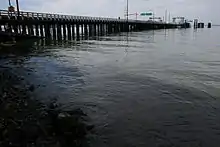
[0,67,93,147]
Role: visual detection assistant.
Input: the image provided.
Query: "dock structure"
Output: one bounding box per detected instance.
[0,10,189,41]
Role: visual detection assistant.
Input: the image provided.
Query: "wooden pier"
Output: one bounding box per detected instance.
[0,10,190,41]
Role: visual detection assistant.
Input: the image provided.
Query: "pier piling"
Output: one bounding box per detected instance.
[0,10,190,41]
[208,23,212,28]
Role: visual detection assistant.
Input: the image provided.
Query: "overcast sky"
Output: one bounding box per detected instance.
[0,0,218,23]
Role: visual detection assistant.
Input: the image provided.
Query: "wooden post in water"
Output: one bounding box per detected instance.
[194,19,198,29]
[99,24,102,35]
[52,24,56,40]
[101,24,104,36]
[71,24,75,40]
[97,24,100,35]
[117,23,120,32]
[81,25,84,39]
[44,24,48,38]
[12,23,18,33]
[57,24,62,40]
[27,24,32,35]
[89,24,93,36]
[30,24,34,36]
[76,23,80,40]
[62,24,66,40]
[40,24,44,37]
[105,24,108,34]
[108,24,112,34]
[7,23,13,33]
[22,24,27,35]
[84,24,88,37]
[45,24,51,39]
[119,24,123,32]
[35,24,39,37]
[93,24,97,36]
[208,23,212,28]
[67,24,71,40]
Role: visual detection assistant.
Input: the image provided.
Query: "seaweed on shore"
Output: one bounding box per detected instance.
[0,67,94,147]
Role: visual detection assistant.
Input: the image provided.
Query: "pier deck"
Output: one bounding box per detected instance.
[0,10,190,41]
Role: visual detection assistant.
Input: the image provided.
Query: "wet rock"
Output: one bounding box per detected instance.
[29,85,35,92]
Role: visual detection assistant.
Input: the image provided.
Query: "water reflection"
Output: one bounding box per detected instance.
[1,28,220,147]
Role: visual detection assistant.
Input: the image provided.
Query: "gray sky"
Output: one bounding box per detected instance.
[0,0,218,23]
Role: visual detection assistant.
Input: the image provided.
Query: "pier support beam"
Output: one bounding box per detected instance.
[35,24,39,37]
[71,24,75,40]
[45,24,51,39]
[208,23,212,28]
[57,24,62,40]
[97,24,100,35]
[108,24,112,34]
[62,24,66,40]
[67,24,71,40]
[12,23,18,33]
[52,24,56,40]
[76,23,80,40]
[93,24,97,36]
[40,24,44,37]
[84,24,88,37]
[100,24,104,36]
[89,24,93,36]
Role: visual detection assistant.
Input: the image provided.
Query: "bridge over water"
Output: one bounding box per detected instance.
[0,10,189,41]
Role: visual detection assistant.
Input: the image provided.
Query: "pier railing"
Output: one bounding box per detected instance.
[0,9,142,23]
[0,9,163,24]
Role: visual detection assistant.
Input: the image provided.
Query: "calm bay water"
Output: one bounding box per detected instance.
[1,27,220,146]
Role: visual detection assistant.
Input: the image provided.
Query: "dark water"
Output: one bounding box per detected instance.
[1,27,220,147]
